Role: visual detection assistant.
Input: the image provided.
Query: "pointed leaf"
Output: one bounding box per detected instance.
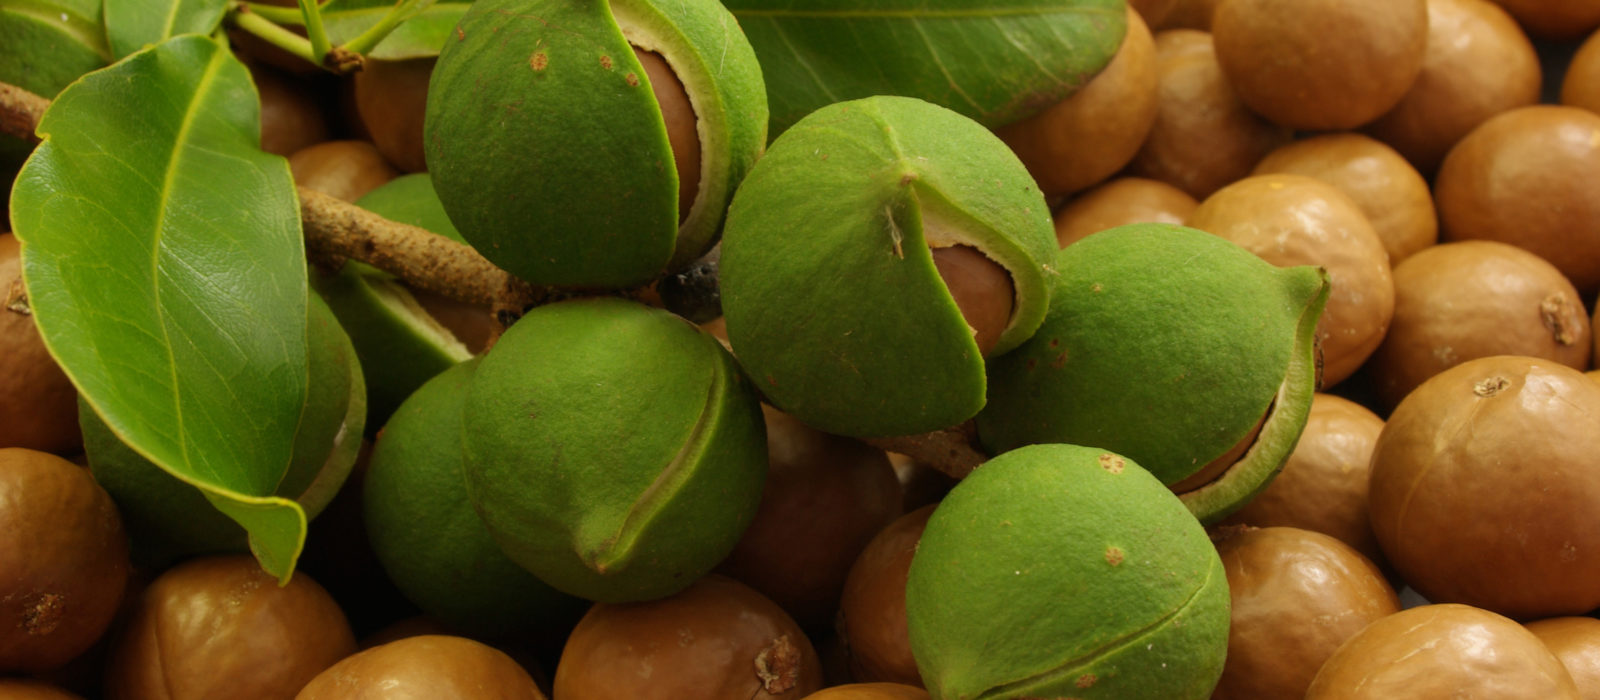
[102,0,228,59]
[9,35,311,583]
[721,0,1126,136]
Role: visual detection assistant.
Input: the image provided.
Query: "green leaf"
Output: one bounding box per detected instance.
[102,0,228,59]
[9,35,312,583]
[721,0,1125,136]
[0,0,111,97]
[321,0,467,59]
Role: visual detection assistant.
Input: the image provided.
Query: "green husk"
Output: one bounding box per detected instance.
[364,358,583,636]
[424,0,766,288]
[977,223,1329,522]
[462,298,767,602]
[906,443,1230,699]
[720,95,1056,438]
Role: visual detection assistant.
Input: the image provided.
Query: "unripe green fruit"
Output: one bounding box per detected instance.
[977,223,1328,522]
[424,0,767,289]
[463,297,766,603]
[720,95,1057,438]
[905,443,1230,700]
[364,358,581,637]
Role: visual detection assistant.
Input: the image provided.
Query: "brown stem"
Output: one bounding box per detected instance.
[1,79,987,479]
[298,186,542,326]
[1,82,48,144]
[865,422,988,480]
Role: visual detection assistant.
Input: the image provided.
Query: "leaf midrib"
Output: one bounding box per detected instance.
[148,45,229,480]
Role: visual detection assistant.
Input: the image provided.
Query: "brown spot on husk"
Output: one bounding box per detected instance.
[1099,454,1125,474]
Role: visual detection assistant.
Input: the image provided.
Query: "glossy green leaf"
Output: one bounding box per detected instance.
[721,0,1125,136]
[9,35,312,583]
[321,0,467,59]
[102,0,227,59]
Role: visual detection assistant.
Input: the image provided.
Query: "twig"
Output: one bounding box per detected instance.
[0,82,48,144]
[865,423,988,480]
[297,187,542,325]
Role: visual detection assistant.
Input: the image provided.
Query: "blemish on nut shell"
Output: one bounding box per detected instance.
[1091,283,1103,293]
[1025,358,1038,371]
[754,635,802,693]
[1540,294,1580,345]
[1051,352,1068,369]
[1104,548,1123,566]
[1077,673,1099,688]
[455,27,465,40]
[1474,376,1510,397]
[599,54,612,70]
[21,593,64,635]
[625,72,640,87]
[1099,454,1124,474]
[529,52,548,71]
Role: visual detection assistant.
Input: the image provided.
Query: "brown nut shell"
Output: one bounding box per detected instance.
[289,140,400,203]
[928,245,1014,358]
[1218,394,1386,565]
[0,448,129,673]
[1157,0,1222,30]
[105,554,357,700]
[1367,241,1590,409]
[1187,173,1395,386]
[553,575,823,700]
[1365,0,1541,175]
[1210,526,1400,700]
[295,635,546,700]
[0,679,86,700]
[800,684,930,700]
[1212,0,1428,130]
[997,7,1158,197]
[1564,29,1600,115]
[0,233,81,454]
[835,505,933,688]
[253,63,329,159]
[1252,133,1437,264]
[1491,0,1600,39]
[1435,105,1600,294]
[1127,29,1290,199]
[1369,356,1600,619]
[351,59,432,174]
[1306,604,1580,699]
[716,405,902,630]
[1051,177,1198,249]
[1526,617,1600,700]
[631,47,700,223]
